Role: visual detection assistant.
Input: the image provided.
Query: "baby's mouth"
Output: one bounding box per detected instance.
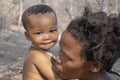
[42,40,53,44]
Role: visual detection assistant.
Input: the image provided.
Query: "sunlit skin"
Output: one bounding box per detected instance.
[53,30,117,80]
[25,13,58,50]
[23,12,58,80]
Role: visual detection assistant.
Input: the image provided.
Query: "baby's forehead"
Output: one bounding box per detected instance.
[27,12,56,22]
[25,12,57,30]
[27,12,55,17]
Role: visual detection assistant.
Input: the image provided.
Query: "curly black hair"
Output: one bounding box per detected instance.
[22,4,57,30]
[67,7,120,72]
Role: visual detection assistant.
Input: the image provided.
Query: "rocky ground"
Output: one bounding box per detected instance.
[0,25,28,80]
[0,25,120,80]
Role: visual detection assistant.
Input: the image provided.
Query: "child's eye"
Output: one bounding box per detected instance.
[50,29,58,33]
[35,32,42,35]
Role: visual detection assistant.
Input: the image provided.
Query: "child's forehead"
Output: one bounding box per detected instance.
[26,12,57,30]
[27,12,57,24]
[27,12,55,19]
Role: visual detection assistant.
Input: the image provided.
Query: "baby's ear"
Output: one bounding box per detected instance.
[24,32,30,40]
[89,61,103,72]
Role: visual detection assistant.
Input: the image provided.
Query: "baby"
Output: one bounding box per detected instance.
[22,4,59,80]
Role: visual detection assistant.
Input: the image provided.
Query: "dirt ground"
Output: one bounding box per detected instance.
[0,26,26,80]
[0,25,120,80]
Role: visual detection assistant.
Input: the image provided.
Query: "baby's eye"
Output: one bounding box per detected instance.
[35,32,42,35]
[50,29,58,33]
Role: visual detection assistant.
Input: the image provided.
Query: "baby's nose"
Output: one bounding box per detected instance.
[43,34,51,40]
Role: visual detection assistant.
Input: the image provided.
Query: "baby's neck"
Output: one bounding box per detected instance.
[30,45,54,57]
[31,45,50,52]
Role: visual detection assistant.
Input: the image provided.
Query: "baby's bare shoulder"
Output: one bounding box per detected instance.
[23,50,55,80]
[23,50,51,73]
[25,50,51,64]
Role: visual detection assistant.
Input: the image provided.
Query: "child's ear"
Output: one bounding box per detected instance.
[24,32,30,40]
[89,61,103,72]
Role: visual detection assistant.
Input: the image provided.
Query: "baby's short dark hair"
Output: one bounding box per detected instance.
[67,7,120,72]
[22,4,57,30]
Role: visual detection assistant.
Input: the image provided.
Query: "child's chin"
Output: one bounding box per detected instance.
[40,43,55,50]
[42,46,52,50]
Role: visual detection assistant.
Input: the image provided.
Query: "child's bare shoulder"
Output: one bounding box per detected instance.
[25,49,51,64]
[23,47,55,80]
[23,49,51,72]
[24,49,55,79]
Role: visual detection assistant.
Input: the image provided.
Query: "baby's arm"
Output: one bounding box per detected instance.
[33,52,56,80]
[23,53,44,80]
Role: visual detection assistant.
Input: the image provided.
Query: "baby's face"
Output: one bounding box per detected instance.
[25,12,58,50]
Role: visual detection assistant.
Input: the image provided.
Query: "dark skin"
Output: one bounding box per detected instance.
[53,30,117,80]
[23,13,58,80]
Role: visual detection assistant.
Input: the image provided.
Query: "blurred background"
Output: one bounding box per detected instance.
[0,0,120,80]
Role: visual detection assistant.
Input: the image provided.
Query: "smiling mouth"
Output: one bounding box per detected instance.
[52,65,69,80]
[42,39,53,43]
[42,40,54,44]
[52,65,60,77]
[51,58,61,75]
[52,63,65,78]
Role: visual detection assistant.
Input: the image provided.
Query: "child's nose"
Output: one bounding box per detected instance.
[43,34,51,40]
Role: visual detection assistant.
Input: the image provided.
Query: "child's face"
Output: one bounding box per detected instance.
[25,13,58,50]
